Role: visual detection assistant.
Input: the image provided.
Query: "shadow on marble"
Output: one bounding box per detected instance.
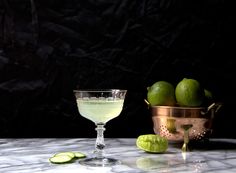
[189,139,236,151]
[165,138,236,151]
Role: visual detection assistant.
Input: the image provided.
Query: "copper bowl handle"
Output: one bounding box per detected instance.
[201,102,223,115]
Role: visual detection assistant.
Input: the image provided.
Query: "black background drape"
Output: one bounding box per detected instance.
[0,0,235,138]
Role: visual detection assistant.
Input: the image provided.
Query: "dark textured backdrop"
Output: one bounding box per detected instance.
[0,0,235,138]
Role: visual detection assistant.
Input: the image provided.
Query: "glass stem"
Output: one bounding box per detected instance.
[95,124,106,158]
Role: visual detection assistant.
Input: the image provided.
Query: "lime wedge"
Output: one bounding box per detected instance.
[136,134,168,153]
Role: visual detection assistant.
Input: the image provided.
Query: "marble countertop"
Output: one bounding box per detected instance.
[0,138,236,173]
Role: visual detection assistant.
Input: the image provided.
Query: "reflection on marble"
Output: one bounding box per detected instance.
[0,138,236,173]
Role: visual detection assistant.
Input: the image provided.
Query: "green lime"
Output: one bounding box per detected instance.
[175,78,204,107]
[136,134,168,153]
[147,81,176,106]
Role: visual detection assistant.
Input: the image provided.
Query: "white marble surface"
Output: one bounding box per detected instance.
[0,138,236,173]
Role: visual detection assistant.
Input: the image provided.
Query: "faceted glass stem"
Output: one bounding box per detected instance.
[95,124,106,158]
[79,123,120,167]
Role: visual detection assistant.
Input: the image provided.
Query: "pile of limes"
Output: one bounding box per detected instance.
[138,78,213,154]
[147,78,213,107]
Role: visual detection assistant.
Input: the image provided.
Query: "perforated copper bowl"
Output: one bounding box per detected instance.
[150,103,222,142]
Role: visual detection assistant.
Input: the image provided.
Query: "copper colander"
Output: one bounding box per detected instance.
[149,103,222,142]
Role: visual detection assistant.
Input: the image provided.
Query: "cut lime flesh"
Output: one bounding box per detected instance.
[136,134,168,153]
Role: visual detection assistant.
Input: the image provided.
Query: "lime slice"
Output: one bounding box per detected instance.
[49,155,73,164]
[73,152,86,158]
[54,152,75,158]
[49,151,86,164]
[136,134,168,153]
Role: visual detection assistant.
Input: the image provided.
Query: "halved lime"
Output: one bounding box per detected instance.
[136,134,168,153]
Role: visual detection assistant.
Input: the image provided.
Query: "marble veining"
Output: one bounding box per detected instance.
[0,138,236,173]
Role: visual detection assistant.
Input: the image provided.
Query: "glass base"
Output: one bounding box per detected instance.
[79,157,121,167]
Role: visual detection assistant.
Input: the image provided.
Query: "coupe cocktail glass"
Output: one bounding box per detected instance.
[74,89,127,167]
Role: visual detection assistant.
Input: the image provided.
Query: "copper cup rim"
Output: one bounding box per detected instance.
[150,105,205,110]
[144,99,222,119]
[150,105,211,118]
